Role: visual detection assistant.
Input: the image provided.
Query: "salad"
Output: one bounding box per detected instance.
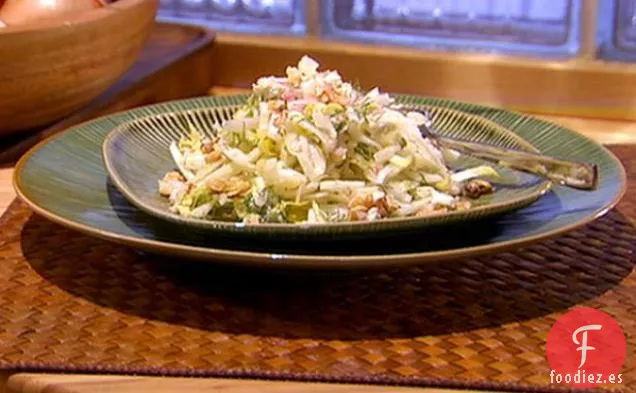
[158,56,497,224]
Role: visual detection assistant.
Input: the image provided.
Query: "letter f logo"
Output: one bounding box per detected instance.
[572,324,602,368]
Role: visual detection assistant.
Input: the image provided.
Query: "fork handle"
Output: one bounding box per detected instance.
[437,137,599,190]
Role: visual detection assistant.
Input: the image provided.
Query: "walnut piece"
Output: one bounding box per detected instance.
[163,171,184,182]
[205,150,223,163]
[201,137,220,153]
[206,177,251,197]
[454,199,472,211]
[347,193,394,221]
[463,179,495,199]
[415,204,449,217]
[158,171,185,196]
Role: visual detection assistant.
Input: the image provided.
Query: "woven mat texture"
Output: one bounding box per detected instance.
[0,145,634,392]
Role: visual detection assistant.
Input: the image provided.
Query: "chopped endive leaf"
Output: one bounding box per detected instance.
[433,175,454,193]
[259,137,279,157]
[191,186,217,208]
[282,201,311,223]
[354,143,376,161]
[422,173,444,184]
[389,155,412,169]
[176,206,192,216]
[442,148,460,163]
[325,103,344,115]
[309,201,329,223]
[169,142,194,181]
[177,129,203,152]
[451,165,501,183]
[233,197,249,219]
[210,202,239,221]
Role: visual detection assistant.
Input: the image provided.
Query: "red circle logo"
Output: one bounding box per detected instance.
[546,308,626,388]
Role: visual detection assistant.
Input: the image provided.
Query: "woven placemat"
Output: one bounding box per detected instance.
[0,146,634,392]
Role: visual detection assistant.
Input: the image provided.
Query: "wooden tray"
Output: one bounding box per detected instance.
[0,22,216,164]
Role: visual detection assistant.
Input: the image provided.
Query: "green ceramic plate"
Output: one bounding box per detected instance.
[102,100,550,236]
[13,95,626,269]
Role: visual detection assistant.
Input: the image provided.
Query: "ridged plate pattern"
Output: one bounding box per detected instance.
[103,101,549,235]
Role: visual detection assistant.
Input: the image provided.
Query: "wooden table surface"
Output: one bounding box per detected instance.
[1,89,635,392]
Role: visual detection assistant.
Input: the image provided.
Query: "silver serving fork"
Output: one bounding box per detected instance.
[417,110,599,191]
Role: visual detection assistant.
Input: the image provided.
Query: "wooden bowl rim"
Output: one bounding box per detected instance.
[0,0,154,34]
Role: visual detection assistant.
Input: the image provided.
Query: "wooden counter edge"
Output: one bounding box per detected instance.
[6,373,501,393]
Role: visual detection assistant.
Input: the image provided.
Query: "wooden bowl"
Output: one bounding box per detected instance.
[0,0,158,136]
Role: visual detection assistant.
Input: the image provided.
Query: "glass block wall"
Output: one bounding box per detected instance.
[321,0,579,57]
[157,0,306,35]
[598,0,636,61]
[156,0,636,61]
